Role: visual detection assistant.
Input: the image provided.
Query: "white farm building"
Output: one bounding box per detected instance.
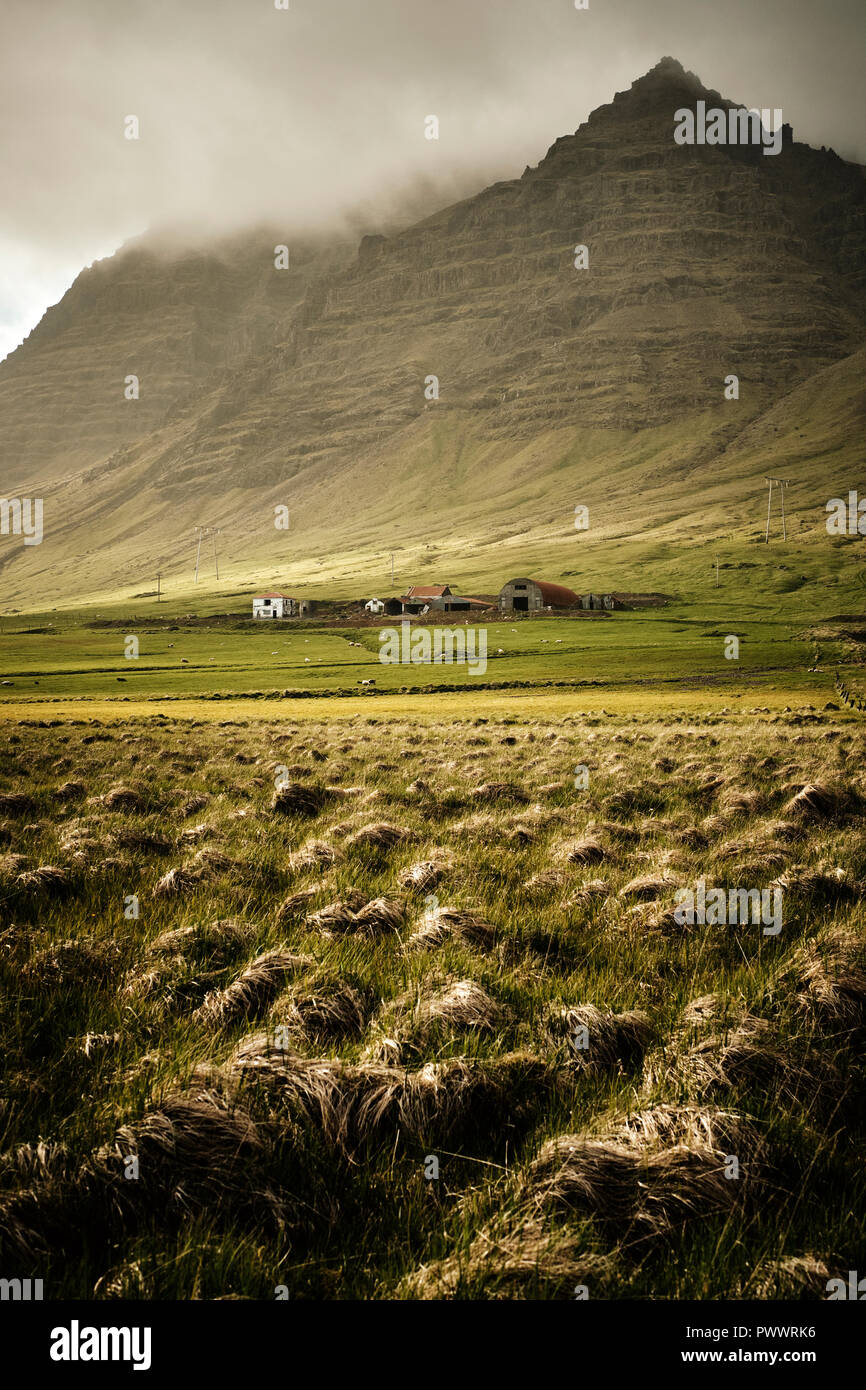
[252,592,294,619]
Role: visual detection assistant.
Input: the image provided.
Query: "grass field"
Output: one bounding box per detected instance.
[1,707,865,1299]
[1,573,865,1302]
[0,594,855,704]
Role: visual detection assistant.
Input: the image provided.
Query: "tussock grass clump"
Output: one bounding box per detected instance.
[470,782,530,805]
[351,897,406,935]
[415,979,506,1034]
[714,835,786,864]
[621,901,690,935]
[270,782,334,817]
[55,780,86,802]
[148,918,256,964]
[15,864,75,898]
[22,938,118,987]
[749,1254,833,1299]
[613,1103,764,1160]
[719,788,765,817]
[274,887,320,924]
[618,871,678,901]
[122,962,178,1002]
[588,819,640,844]
[287,839,343,873]
[224,1036,404,1151]
[405,777,431,797]
[196,950,312,1027]
[305,894,366,932]
[177,822,214,845]
[397,854,453,893]
[0,851,30,876]
[560,879,608,910]
[763,818,803,842]
[524,1102,768,1238]
[113,829,173,855]
[781,928,866,1036]
[152,867,202,898]
[98,1094,285,1227]
[770,866,859,904]
[304,894,403,936]
[225,1040,550,1154]
[100,785,148,811]
[0,1142,76,1261]
[547,1004,653,1073]
[276,975,370,1042]
[400,1223,618,1300]
[783,781,862,822]
[524,868,568,894]
[0,1140,71,1189]
[681,994,722,1026]
[556,837,605,866]
[0,791,36,816]
[408,905,497,951]
[189,847,246,877]
[644,1014,837,1109]
[344,821,414,851]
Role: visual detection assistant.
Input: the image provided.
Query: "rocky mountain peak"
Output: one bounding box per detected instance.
[605,55,722,119]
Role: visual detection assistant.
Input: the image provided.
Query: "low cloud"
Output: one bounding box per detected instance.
[1,0,864,358]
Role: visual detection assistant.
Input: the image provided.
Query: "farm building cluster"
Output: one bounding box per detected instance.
[252,578,625,619]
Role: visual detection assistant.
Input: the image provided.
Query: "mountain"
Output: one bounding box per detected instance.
[0,228,357,493]
[1,56,865,608]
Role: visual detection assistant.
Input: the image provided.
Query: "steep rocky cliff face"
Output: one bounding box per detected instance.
[1,57,864,603]
[0,229,355,492]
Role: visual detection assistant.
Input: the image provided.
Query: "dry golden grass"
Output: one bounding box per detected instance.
[0,709,864,1299]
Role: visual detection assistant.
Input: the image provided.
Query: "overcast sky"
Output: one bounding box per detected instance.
[1,0,864,362]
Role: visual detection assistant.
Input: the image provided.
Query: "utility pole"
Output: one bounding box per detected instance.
[715,555,719,587]
[211,528,222,581]
[390,552,395,585]
[763,478,793,542]
[156,572,161,602]
[194,526,221,581]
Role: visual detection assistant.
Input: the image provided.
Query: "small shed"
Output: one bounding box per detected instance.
[499,578,579,613]
[400,584,474,614]
[365,598,385,615]
[402,584,450,614]
[580,593,622,611]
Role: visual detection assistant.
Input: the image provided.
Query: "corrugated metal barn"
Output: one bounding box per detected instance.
[498,577,580,612]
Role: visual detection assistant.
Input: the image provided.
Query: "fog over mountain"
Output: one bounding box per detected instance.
[2,0,866,361]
